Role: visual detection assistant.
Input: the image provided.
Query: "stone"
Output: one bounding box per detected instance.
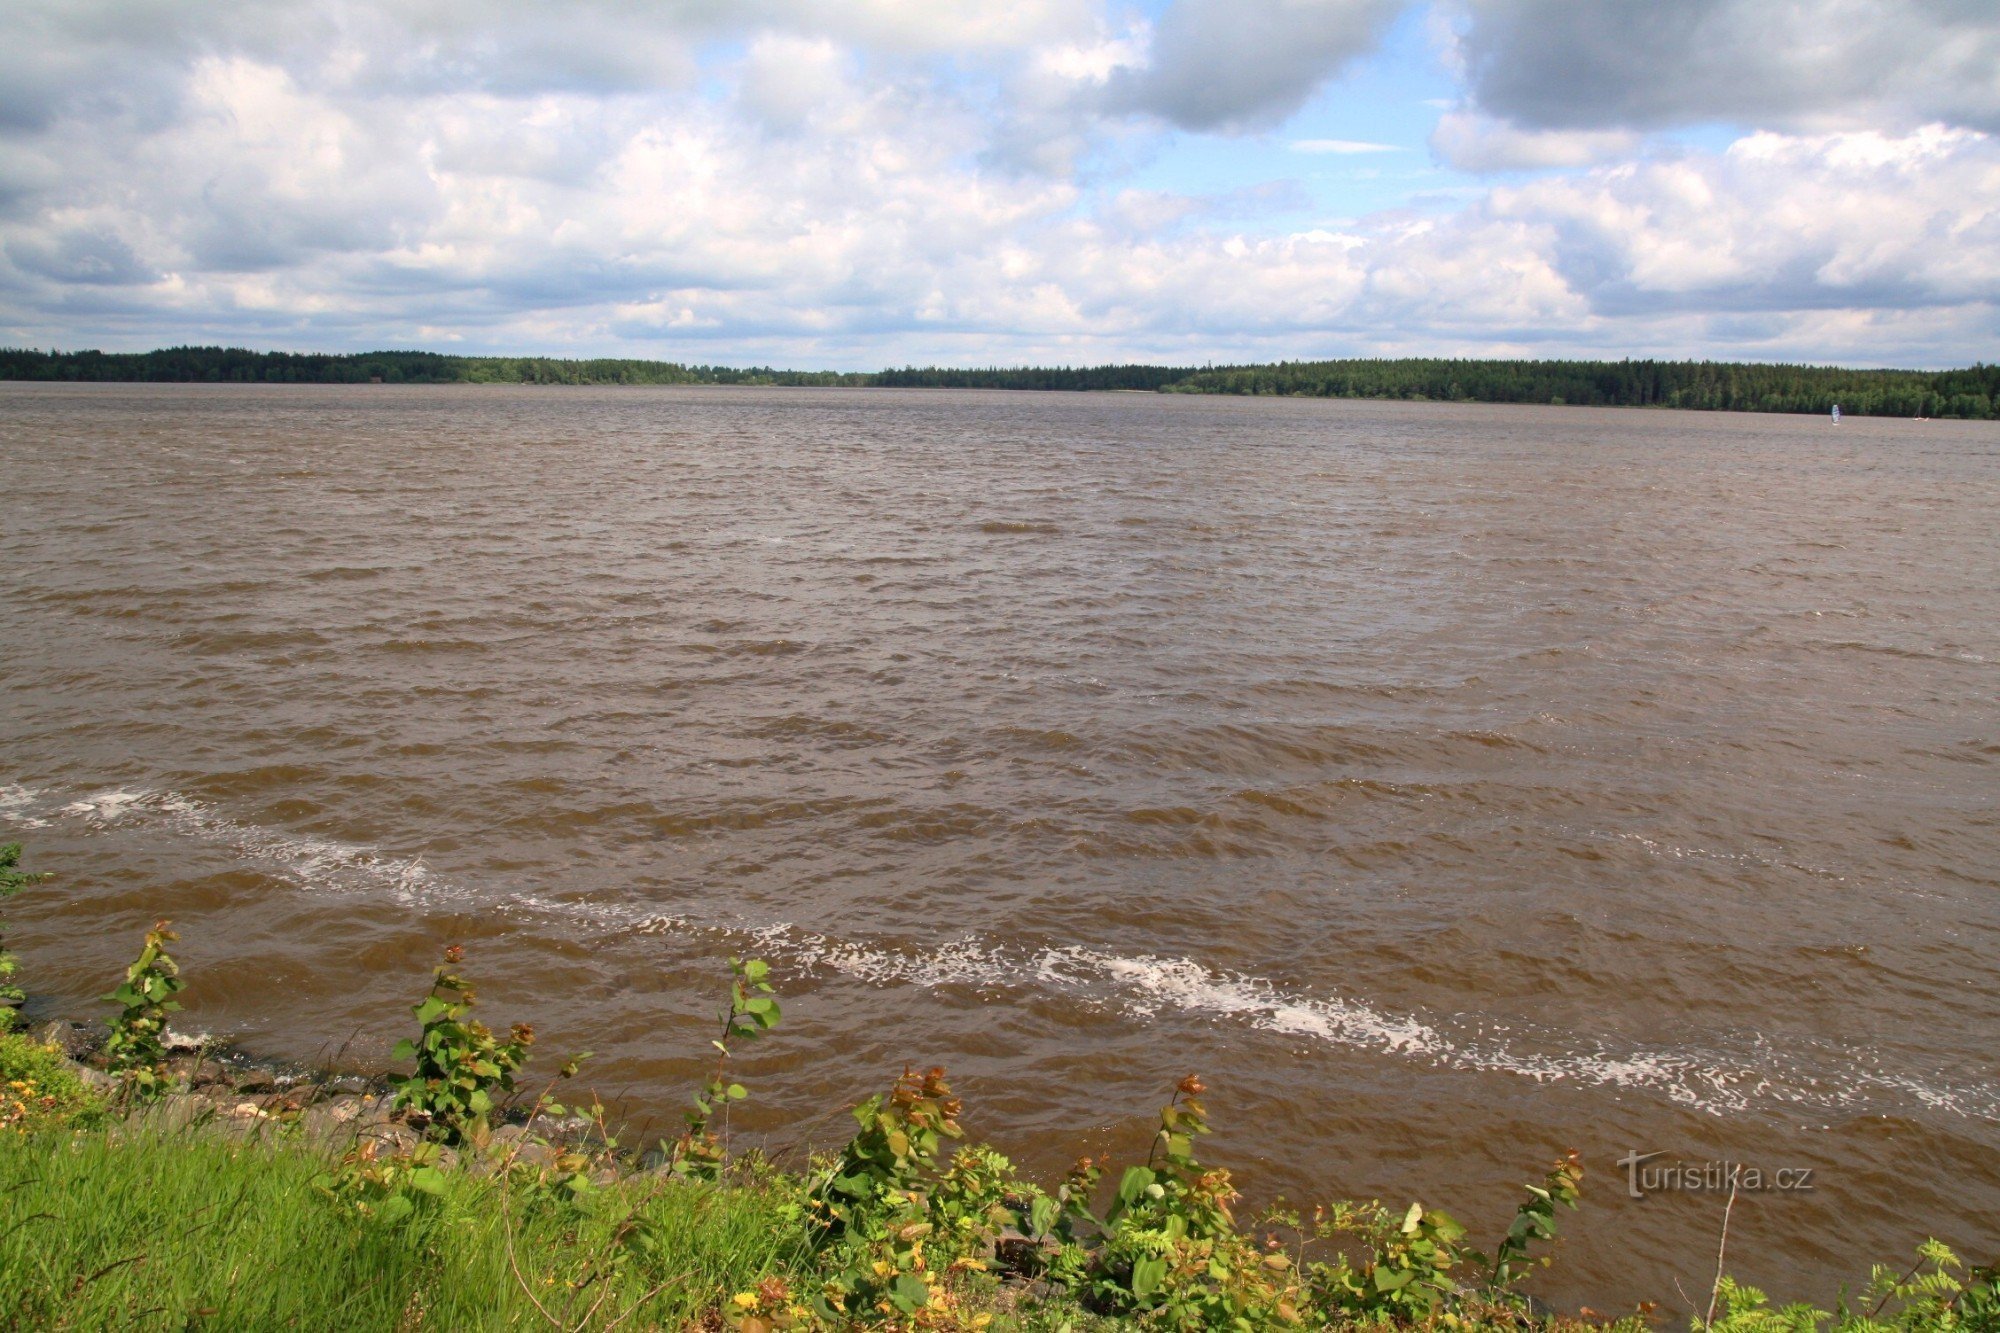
[296,1104,361,1145]
[165,1054,224,1088]
[66,1060,117,1093]
[31,1020,93,1059]
[994,1232,1054,1276]
[141,1095,220,1133]
[232,1070,278,1095]
[487,1125,557,1170]
[317,1095,365,1124]
[358,1122,422,1155]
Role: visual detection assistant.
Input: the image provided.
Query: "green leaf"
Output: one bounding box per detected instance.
[390,1038,417,1061]
[1131,1256,1167,1299]
[414,997,449,1025]
[889,1274,929,1313]
[726,1083,748,1100]
[1117,1166,1156,1205]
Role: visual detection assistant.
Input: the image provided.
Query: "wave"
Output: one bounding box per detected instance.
[6,782,1994,1124]
[737,925,1998,1122]
[27,785,458,907]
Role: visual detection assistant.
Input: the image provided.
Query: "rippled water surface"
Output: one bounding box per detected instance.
[3,383,1996,1304]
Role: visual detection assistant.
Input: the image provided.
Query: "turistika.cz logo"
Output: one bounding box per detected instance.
[1616,1151,1817,1200]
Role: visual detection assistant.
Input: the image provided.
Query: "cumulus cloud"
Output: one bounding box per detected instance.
[1,0,1997,367]
[1104,0,1401,131]
[1492,127,2000,316]
[1449,0,2000,135]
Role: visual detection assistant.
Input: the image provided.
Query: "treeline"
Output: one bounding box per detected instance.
[1166,357,2000,419]
[875,363,1196,391]
[459,357,870,387]
[0,346,867,388]
[4,346,1997,417]
[0,346,468,384]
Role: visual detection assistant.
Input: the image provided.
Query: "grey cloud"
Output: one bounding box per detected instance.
[1428,111,1640,172]
[2,0,1067,116]
[1455,0,2000,133]
[6,229,159,286]
[1106,0,1401,132]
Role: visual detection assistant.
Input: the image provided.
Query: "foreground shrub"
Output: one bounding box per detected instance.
[672,954,781,1181]
[0,1031,107,1133]
[1705,1241,2000,1333]
[100,919,185,1099]
[0,842,47,1031]
[391,944,536,1146]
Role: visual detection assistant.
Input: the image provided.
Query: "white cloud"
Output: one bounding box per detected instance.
[1486,126,2000,316]
[1,2,1997,369]
[1291,139,1401,154]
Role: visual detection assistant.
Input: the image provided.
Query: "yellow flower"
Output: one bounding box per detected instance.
[732,1291,760,1309]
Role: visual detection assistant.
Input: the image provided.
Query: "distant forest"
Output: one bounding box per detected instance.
[0,347,868,388]
[3,345,1996,418]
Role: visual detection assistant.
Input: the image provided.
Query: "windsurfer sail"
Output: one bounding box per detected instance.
[1831,403,1842,423]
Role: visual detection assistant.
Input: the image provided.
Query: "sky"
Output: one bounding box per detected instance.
[2,0,1997,369]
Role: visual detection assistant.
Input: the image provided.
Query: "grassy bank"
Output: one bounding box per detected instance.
[0,1123,801,1330]
[5,1032,1995,1333]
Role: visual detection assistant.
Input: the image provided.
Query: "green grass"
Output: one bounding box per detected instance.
[0,1125,802,1330]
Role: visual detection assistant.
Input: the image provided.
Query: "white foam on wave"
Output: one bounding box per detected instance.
[60,789,147,823]
[713,921,1997,1123]
[28,785,463,907]
[0,783,52,829]
[1039,946,1439,1053]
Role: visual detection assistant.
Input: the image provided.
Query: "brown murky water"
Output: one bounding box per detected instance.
[2,383,1996,1307]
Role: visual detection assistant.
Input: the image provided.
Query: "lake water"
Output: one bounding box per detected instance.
[2,383,1995,1307]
